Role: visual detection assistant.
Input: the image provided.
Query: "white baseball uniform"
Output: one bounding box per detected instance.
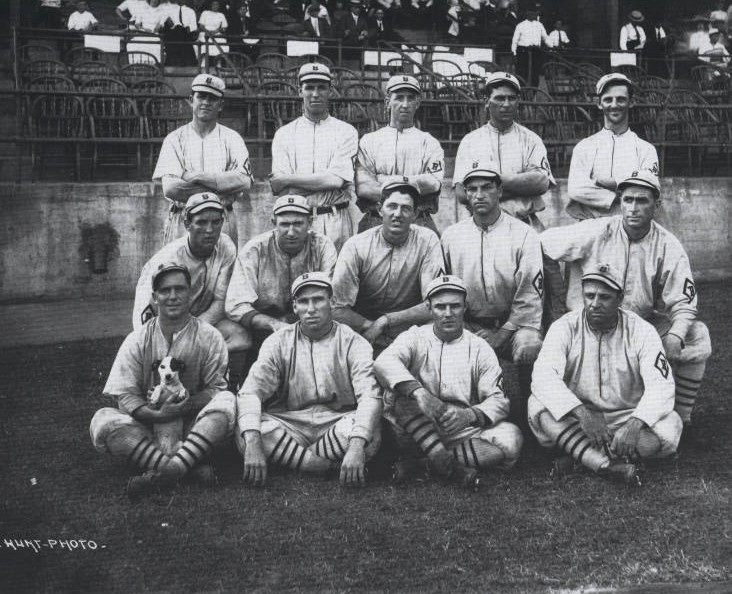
[132,234,237,329]
[375,324,522,466]
[332,225,444,337]
[567,128,659,220]
[90,317,235,453]
[529,308,681,458]
[236,321,382,459]
[153,122,252,245]
[225,230,338,328]
[271,115,359,251]
[453,122,555,222]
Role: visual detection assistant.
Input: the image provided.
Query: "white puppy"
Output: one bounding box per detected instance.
[149,356,188,455]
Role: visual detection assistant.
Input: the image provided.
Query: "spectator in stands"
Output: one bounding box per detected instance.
[368,7,396,43]
[511,7,549,86]
[331,0,349,26]
[337,0,369,60]
[161,0,198,66]
[67,1,98,32]
[689,15,710,54]
[126,0,165,63]
[303,0,331,23]
[153,74,253,246]
[699,27,731,64]
[197,0,229,67]
[411,0,435,31]
[116,0,150,28]
[566,73,659,220]
[446,0,462,43]
[133,0,165,32]
[547,19,570,49]
[645,18,670,76]
[619,10,646,51]
[710,0,728,31]
[305,3,332,36]
[35,0,65,29]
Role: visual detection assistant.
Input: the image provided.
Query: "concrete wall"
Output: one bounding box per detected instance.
[1,178,730,302]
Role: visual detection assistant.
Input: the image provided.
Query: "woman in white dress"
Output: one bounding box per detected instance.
[128,0,165,63]
[197,0,229,66]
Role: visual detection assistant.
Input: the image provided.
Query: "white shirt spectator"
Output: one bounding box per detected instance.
[511,19,549,55]
[619,22,646,50]
[134,3,166,32]
[118,0,150,21]
[309,15,321,36]
[303,4,330,23]
[198,10,229,57]
[689,29,709,53]
[547,28,570,47]
[699,39,731,64]
[67,10,98,31]
[412,0,434,7]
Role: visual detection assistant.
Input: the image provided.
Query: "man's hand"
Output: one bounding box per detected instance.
[439,406,476,434]
[158,391,191,420]
[662,333,684,362]
[594,177,617,191]
[242,430,267,487]
[269,319,290,333]
[340,437,367,487]
[362,316,388,345]
[268,172,289,195]
[413,388,447,422]
[610,417,645,459]
[572,404,612,450]
[475,327,513,352]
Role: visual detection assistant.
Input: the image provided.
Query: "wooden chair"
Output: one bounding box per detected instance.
[78,77,129,94]
[72,60,117,82]
[17,43,59,64]
[21,59,69,83]
[119,62,161,85]
[130,79,176,95]
[87,96,143,179]
[143,96,192,168]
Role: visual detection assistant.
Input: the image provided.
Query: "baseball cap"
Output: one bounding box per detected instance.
[184,192,225,218]
[581,263,623,293]
[152,262,191,291]
[273,194,311,216]
[298,62,332,84]
[424,275,468,300]
[386,74,420,94]
[595,72,633,97]
[617,170,661,198]
[462,161,501,185]
[484,71,521,93]
[291,271,332,297]
[191,73,225,98]
[381,178,421,202]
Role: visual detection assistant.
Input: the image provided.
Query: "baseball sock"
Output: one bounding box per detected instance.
[168,412,229,477]
[312,424,347,461]
[400,412,457,477]
[107,426,168,471]
[266,427,332,473]
[452,439,504,469]
[555,420,609,473]
[673,362,705,423]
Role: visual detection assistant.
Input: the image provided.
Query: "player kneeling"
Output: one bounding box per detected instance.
[236,272,383,487]
[374,275,523,490]
[528,264,682,487]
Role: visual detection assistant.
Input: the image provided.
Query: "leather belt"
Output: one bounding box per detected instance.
[314,202,349,215]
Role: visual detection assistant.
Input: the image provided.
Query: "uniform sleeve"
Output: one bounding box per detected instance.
[567,138,617,209]
[657,243,697,337]
[531,317,584,420]
[224,240,261,326]
[422,135,445,182]
[193,328,229,408]
[202,243,236,325]
[631,324,676,427]
[226,132,252,178]
[452,136,472,187]
[271,127,293,175]
[419,233,446,296]
[356,135,377,178]
[132,259,155,330]
[237,333,284,432]
[539,218,606,262]
[373,328,420,389]
[639,142,659,176]
[328,123,358,182]
[103,332,148,414]
[348,334,383,442]
[332,238,362,310]
[524,133,556,185]
[152,133,184,180]
[507,227,544,331]
[440,230,454,275]
[473,341,510,424]
[319,236,338,278]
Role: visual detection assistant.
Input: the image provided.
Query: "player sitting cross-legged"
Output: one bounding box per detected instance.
[374,275,523,490]
[236,272,383,487]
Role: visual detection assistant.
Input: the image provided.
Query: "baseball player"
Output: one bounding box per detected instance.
[132,193,250,358]
[90,263,236,497]
[441,163,544,426]
[529,263,682,486]
[355,74,445,235]
[540,171,712,444]
[224,195,337,373]
[153,73,252,246]
[270,63,359,251]
[374,275,523,489]
[236,272,383,487]
[332,180,444,350]
[567,73,659,220]
[452,71,555,232]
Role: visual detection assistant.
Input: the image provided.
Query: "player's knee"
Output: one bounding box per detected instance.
[89,407,135,453]
[648,411,682,458]
[218,320,253,351]
[527,396,557,447]
[486,422,524,466]
[512,329,542,364]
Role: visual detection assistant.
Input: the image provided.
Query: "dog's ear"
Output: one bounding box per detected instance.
[153,359,161,370]
[171,358,186,372]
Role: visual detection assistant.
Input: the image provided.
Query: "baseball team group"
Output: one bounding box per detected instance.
[88,61,712,496]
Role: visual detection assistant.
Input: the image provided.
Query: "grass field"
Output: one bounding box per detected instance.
[1,282,731,594]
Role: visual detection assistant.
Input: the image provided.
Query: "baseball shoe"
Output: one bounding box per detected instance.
[126,470,178,500]
[187,463,218,488]
[390,457,428,483]
[549,455,575,480]
[450,465,483,492]
[598,461,642,488]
